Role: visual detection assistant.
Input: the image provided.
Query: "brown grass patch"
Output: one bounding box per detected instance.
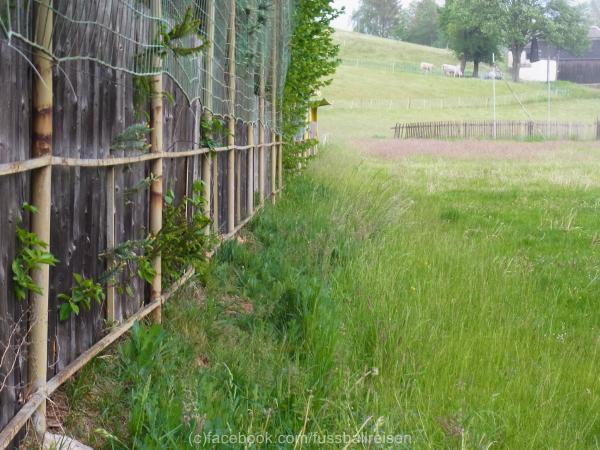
[354,138,600,161]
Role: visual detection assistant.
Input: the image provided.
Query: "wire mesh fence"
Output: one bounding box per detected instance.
[0,0,291,128]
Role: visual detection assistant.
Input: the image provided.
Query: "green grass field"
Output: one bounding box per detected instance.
[62,142,600,449]
[58,31,600,450]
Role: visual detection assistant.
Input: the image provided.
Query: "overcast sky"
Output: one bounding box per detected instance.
[331,0,360,31]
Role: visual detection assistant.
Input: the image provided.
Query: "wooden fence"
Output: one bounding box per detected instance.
[0,1,311,448]
[393,120,600,141]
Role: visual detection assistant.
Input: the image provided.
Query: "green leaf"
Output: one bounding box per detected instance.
[22,202,38,214]
[59,303,72,321]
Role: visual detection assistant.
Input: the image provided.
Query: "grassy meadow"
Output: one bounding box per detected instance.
[323,31,600,140]
[61,142,600,449]
[58,31,600,449]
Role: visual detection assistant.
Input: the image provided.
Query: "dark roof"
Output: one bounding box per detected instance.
[558,40,600,60]
[526,28,600,61]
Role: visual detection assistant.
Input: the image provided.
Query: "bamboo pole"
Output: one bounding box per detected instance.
[271,3,278,201]
[227,0,236,234]
[258,58,266,206]
[0,145,266,178]
[278,134,282,191]
[211,141,219,232]
[203,0,216,233]
[235,140,241,224]
[29,0,53,437]
[106,167,116,322]
[149,0,163,324]
[247,123,254,215]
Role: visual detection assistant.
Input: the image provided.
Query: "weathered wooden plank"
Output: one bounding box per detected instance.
[0,35,32,448]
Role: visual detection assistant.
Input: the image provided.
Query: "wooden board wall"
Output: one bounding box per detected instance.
[0,38,32,448]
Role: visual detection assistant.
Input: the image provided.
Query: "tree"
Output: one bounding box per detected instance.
[282,0,340,148]
[403,0,444,48]
[499,0,589,81]
[589,0,600,25]
[441,0,502,77]
[544,0,590,54]
[393,6,410,41]
[352,0,401,38]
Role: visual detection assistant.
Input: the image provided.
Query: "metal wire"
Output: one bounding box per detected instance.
[0,0,292,130]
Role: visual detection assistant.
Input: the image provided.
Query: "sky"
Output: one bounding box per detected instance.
[331,0,360,31]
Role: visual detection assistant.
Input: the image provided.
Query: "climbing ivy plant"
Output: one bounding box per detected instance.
[200,115,226,152]
[12,203,58,301]
[155,180,213,284]
[58,274,105,321]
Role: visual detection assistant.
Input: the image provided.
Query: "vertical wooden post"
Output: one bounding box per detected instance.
[29,0,53,437]
[106,167,116,322]
[227,0,236,234]
[277,105,283,188]
[149,0,163,323]
[235,137,241,224]
[203,0,216,233]
[278,134,283,191]
[211,138,219,232]
[270,3,278,200]
[302,111,309,169]
[258,59,266,206]
[247,123,254,215]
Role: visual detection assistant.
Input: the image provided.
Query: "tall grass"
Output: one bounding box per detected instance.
[63,143,600,449]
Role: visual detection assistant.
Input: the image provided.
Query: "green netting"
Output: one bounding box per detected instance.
[0,0,292,130]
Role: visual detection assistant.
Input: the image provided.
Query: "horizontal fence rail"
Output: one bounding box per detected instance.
[393,120,600,141]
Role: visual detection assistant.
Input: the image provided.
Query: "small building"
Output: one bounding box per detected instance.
[525,27,600,85]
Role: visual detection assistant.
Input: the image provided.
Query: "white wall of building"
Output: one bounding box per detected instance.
[519,60,557,82]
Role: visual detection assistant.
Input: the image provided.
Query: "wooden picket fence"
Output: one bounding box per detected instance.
[393,120,600,141]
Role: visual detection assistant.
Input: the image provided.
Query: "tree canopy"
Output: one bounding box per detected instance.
[400,0,444,47]
[282,0,340,145]
[351,0,444,47]
[351,0,401,38]
[498,0,589,81]
[441,0,501,77]
[441,0,590,81]
[590,0,600,24]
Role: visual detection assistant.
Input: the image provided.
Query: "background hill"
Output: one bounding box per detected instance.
[322,31,600,140]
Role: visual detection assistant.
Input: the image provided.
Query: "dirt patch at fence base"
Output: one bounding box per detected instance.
[355,138,600,161]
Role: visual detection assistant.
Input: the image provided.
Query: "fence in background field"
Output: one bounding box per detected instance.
[393,120,600,140]
[0,1,298,448]
[340,58,490,78]
[334,90,573,111]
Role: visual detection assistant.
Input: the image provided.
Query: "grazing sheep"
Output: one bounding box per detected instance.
[442,64,462,77]
[420,62,434,73]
